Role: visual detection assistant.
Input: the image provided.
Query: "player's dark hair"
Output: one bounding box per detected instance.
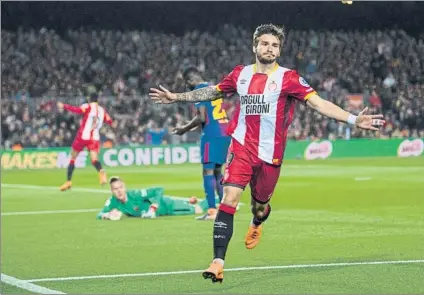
[109,176,121,185]
[253,24,285,49]
[182,66,201,81]
[88,92,99,103]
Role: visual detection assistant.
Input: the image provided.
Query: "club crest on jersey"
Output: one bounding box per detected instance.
[299,77,310,87]
[268,81,277,91]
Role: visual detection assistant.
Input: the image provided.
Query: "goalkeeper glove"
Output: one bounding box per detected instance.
[141,204,158,219]
[103,209,123,221]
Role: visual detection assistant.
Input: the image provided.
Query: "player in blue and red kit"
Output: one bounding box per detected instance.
[173,67,231,220]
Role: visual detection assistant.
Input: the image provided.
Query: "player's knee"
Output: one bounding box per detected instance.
[221,186,242,208]
[71,150,79,160]
[214,165,222,175]
[203,168,214,176]
[90,152,99,161]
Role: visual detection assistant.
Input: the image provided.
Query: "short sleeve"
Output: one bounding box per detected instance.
[283,70,317,102]
[216,65,244,95]
[80,103,89,113]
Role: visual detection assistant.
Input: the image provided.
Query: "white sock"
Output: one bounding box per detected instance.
[213,258,225,266]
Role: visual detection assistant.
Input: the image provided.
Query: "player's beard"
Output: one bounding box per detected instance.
[257,52,276,65]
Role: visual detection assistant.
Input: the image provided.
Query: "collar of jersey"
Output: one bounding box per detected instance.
[253,63,279,75]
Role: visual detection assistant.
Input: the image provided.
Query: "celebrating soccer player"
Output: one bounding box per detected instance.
[57,93,113,191]
[172,67,231,221]
[97,176,215,220]
[149,24,385,283]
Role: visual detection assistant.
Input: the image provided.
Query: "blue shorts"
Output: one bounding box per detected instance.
[200,136,231,169]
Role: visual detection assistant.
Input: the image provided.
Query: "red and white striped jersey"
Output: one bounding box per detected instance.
[63,102,112,141]
[216,64,317,165]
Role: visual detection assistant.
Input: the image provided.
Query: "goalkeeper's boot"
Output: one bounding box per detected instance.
[99,169,107,186]
[244,224,263,249]
[196,208,217,221]
[202,260,224,283]
[59,181,72,192]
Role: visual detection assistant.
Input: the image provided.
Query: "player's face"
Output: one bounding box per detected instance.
[111,181,126,201]
[186,79,196,91]
[185,74,196,91]
[253,34,281,65]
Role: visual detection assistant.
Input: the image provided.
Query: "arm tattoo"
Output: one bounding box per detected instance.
[175,86,223,102]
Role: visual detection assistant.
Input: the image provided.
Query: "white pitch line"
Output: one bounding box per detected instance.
[1,183,205,193]
[1,209,99,216]
[26,259,424,283]
[1,273,65,294]
[1,184,245,216]
[1,183,110,194]
[1,183,199,195]
[354,177,372,181]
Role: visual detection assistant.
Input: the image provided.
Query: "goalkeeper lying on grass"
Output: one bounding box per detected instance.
[97,176,216,220]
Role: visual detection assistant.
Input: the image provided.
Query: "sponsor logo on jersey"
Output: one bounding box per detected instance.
[240,94,270,115]
[272,158,281,165]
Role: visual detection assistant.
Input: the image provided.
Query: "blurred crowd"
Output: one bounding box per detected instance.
[1,26,424,149]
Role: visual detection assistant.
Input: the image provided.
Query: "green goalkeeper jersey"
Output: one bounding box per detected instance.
[96,187,166,219]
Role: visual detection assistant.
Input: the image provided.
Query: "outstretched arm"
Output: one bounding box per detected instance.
[104,112,113,125]
[149,85,223,104]
[173,106,206,135]
[306,94,385,131]
[57,102,86,114]
[96,198,122,220]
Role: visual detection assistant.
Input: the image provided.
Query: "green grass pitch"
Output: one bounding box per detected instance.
[1,157,424,294]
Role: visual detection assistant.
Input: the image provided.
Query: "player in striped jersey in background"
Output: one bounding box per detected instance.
[149,24,385,283]
[56,93,113,191]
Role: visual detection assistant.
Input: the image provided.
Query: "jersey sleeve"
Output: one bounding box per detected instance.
[215,65,244,95]
[103,111,113,125]
[283,70,317,103]
[140,187,164,205]
[96,197,116,219]
[63,103,89,114]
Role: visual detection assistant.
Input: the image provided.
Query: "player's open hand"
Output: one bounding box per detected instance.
[149,85,176,104]
[57,102,64,110]
[172,126,186,135]
[355,107,385,131]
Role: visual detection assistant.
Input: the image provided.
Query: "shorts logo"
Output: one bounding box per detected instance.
[268,81,277,91]
[227,152,234,166]
[299,77,310,87]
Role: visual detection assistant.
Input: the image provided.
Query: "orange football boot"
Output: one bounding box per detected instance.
[59,181,72,192]
[244,224,263,249]
[99,169,107,185]
[202,261,224,283]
